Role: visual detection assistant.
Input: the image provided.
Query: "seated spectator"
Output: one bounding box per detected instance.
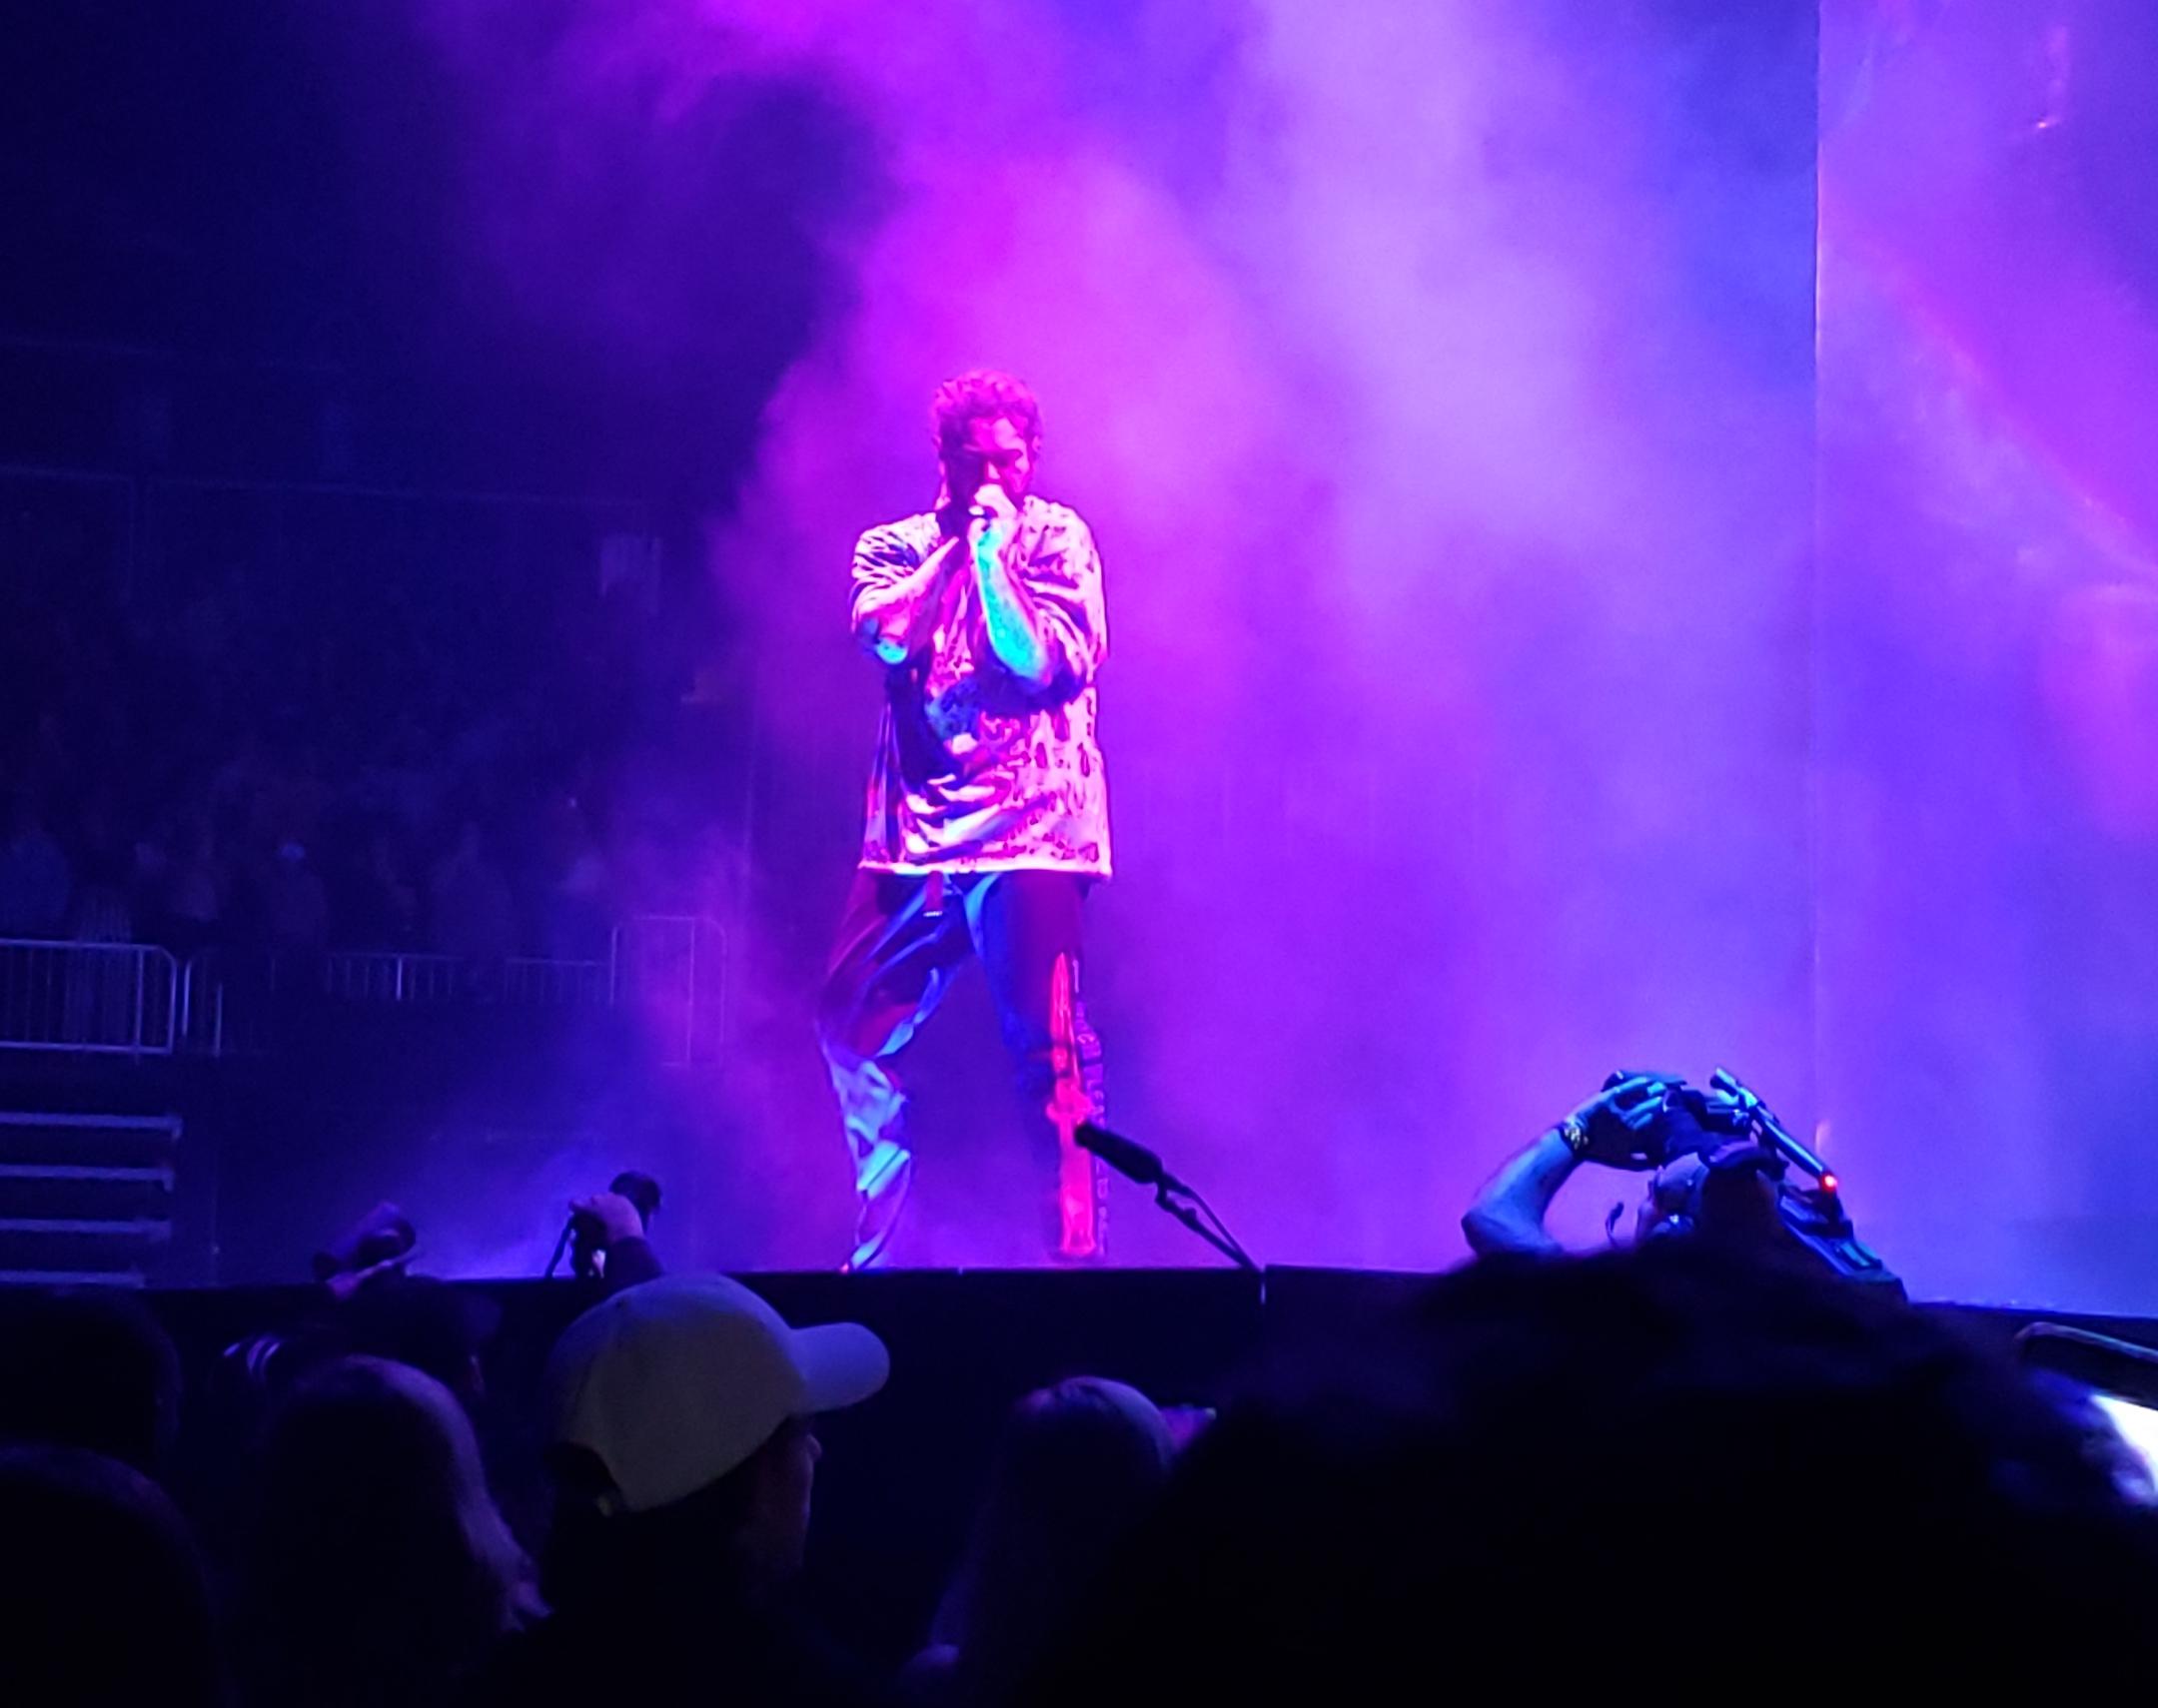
[0,1288,182,1477]
[163,813,228,950]
[911,1377,1176,1707]
[1030,1244,2158,1698]
[65,781,134,944]
[0,787,71,936]
[260,837,331,950]
[241,1355,539,1708]
[430,817,519,963]
[0,1444,221,1708]
[538,789,611,961]
[474,1275,891,1707]
[333,821,422,949]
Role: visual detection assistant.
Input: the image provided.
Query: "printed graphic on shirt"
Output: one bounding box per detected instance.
[849,496,1110,876]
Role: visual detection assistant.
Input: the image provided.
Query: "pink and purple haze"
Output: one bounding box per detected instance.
[406,0,2158,1308]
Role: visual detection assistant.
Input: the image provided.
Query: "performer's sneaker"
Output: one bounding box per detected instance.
[844,1141,912,1273]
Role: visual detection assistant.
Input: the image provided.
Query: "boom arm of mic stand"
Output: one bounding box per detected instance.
[1153,1182,1259,1272]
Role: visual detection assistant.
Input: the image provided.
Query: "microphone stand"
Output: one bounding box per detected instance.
[1075,1122,1260,1272]
[543,1216,577,1280]
[1151,1174,1259,1273]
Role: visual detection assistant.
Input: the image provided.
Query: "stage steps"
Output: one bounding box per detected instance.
[0,1111,183,1286]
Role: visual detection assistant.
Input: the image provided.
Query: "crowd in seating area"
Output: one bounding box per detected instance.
[0,509,702,963]
[5,1179,2158,1706]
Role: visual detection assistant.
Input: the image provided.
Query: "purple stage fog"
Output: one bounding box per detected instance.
[552,0,1821,1277]
[3,1,2156,1311]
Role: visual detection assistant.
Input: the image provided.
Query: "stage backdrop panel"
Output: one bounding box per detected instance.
[1815,0,2158,1311]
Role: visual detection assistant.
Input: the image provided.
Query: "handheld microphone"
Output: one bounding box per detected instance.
[967,485,1008,546]
[1074,1122,1181,1191]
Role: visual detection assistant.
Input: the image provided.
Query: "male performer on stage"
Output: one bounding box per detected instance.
[815,371,1110,1271]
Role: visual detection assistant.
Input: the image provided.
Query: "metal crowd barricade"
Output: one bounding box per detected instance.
[503,955,613,1006]
[323,951,464,1004]
[178,946,280,1058]
[0,939,178,1056]
[176,923,711,1057]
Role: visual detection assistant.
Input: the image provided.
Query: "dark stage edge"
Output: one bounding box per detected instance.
[138,1269,2158,1667]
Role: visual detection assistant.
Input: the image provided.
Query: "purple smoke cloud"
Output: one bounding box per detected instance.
[412,0,1817,1271]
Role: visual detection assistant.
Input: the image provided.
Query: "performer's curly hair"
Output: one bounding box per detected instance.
[931,370,1043,464]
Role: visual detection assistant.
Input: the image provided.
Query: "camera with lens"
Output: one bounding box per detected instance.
[1641,1069,1900,1293]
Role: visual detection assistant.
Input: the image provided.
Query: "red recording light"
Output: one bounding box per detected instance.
[1819,1173,1839,1195]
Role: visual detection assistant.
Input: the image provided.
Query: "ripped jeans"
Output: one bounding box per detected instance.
[814,867,1106,1265]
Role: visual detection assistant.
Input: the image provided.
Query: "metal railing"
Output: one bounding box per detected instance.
[316,949,616,1007]
[178,948,282,1058]
[0,940,178,1056]
[6,926,724,1060]
[503,955,614,1007]
[321,951,465,1004]
[173,919,722,1061]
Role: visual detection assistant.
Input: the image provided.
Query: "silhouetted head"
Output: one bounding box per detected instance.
[0,1444,219,1708]
[937,1376,1176,1704]
[1031,1244,2158,1698]
[540,1277,887,1609]
[0,1288,181,1476]
[247,1355,534,1707]
[1631,1098,1792,1259]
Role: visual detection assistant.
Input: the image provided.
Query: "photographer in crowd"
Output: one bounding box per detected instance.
[1463,1069,1896,1289]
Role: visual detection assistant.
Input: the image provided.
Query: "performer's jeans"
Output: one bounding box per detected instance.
[815,867,1106,1260]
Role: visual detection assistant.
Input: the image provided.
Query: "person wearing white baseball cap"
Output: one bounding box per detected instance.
[472,1276,893,1708]
[546,1273,889,1524]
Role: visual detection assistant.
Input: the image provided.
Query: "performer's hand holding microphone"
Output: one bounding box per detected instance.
[967,481,1018,562]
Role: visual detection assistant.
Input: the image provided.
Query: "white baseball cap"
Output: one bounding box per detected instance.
[544,1275,889,1514]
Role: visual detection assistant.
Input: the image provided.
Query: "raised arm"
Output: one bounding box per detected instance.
[1462,1074,1676,1258]
[1462,1130,1581,1258]
[975,505,1106,693]
[851,524,964,665]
